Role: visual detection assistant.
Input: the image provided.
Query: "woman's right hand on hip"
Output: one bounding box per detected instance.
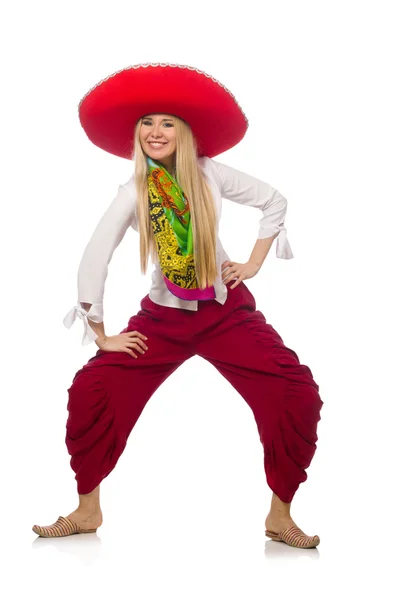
[95,331,148,358]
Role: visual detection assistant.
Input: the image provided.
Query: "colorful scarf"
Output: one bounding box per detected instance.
[147,157,215,300]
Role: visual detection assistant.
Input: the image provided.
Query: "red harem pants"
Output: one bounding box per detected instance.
[65,281,323,503]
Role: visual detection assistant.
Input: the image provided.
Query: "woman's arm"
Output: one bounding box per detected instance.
[63,183,136,345]
[209,158,294,259]
[249,234,280,269]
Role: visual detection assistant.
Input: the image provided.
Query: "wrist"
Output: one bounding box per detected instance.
[95,334,108,347]
[248,259,262,270]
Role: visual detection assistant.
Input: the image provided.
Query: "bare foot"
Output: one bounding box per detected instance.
[66,508,103,530]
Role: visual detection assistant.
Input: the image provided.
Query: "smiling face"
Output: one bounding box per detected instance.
[139,113,177,172]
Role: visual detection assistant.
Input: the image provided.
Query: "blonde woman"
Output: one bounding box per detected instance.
[32,63,323,549]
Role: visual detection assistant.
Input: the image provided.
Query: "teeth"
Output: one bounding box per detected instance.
[149,142,165,147]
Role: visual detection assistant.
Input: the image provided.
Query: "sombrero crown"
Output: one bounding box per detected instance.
[78,62,249,159]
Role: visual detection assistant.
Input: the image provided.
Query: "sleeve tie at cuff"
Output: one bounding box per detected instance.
[63,304,103,346]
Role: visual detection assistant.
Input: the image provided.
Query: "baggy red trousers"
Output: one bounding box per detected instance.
[66,281,323,503]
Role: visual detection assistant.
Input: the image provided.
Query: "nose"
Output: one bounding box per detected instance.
[152,122,162,137]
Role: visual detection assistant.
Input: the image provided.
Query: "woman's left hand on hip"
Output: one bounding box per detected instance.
[221,261,259,289]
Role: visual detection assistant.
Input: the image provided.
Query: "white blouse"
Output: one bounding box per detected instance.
[63,156,294,345]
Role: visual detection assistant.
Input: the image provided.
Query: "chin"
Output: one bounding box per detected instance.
[150,152,169,160]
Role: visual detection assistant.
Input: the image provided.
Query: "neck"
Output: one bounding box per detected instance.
[156,157,175,175]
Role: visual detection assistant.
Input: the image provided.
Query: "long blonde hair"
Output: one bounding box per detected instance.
[132,115,218,289]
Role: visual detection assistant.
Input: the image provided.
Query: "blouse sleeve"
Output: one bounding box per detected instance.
[63,183,136,345]
[209,158,294,259]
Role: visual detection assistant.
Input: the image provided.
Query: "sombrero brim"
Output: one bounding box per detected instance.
[78,63,249,159]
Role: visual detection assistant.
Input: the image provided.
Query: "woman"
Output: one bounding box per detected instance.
[32,63,323,548]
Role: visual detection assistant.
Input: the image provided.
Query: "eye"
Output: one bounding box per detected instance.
[142,120,173,127]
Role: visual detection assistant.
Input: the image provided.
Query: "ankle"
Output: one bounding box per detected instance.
[268,507,291,517]
[77,504,102,514]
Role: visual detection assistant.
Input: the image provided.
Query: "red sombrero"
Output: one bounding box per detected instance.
[78,62,249,159]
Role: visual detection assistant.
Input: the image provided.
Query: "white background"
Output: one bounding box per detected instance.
[1,0,396,598]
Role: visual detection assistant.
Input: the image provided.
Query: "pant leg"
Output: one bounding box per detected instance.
[66,294,194,494]
[194,282,324,504]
